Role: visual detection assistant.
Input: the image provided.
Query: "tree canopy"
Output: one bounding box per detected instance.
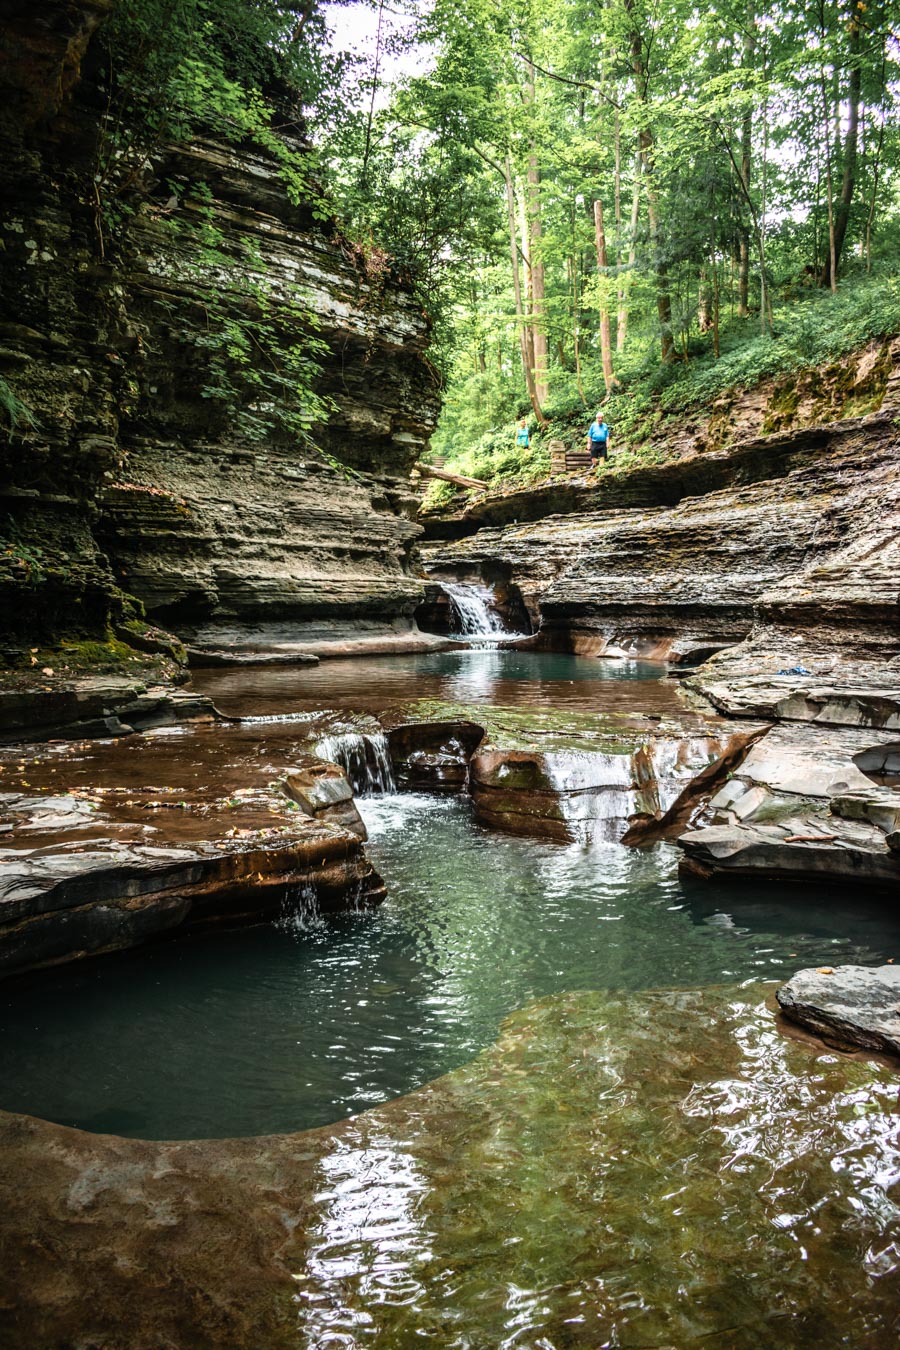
[94,0,900,471]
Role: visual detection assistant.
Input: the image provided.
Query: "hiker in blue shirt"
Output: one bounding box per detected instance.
[587,414,610,466]
[515,418,530,451]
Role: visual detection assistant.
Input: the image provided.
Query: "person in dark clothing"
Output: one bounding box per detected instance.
[587,414,610,466]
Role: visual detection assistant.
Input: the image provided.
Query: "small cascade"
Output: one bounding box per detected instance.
[313,731,397,796]
[543,751,637,844]
[442,582,508,639]
[238,712,321,726]
[278,879,323,934]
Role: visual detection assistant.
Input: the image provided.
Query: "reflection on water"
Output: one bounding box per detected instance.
[3,796,899,1139]
[296,986,900,1347]
[190,647,675,718]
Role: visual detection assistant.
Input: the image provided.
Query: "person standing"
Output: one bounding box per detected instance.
[515,417,530,452]
[587,413,610,466]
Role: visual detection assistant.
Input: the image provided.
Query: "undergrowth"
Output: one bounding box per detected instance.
[424,270,900,509]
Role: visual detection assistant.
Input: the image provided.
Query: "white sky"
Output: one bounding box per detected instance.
[324,0,434,104]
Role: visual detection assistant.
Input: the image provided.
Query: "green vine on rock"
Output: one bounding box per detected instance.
[160,197,335,445]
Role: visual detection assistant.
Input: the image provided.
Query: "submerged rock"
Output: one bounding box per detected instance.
[777,964,900,1057]
[1,983,898,1347]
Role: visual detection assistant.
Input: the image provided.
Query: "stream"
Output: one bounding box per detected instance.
[2,650,900,1145]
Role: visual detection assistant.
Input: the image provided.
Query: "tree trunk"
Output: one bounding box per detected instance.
[639,127,675,362]
[819,66,837,292]
[711,255,721,357]
[593,197,615,392]
[738,22,755,316]
[821,2,861,286]
[517,190,537,390]
[617,160,641,352]
[415,464,489,489]
[698,266,712,331]
[523,59,549,405]
[625,7,674,363]
[865,106,885,271]
[503,156,546,423]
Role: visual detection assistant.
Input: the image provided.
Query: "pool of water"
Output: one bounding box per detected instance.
[191,647,677,719]
[3,793,898,1139]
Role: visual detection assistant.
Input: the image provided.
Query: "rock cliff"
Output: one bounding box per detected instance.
[421,372,900,690]
[0,1,440,659]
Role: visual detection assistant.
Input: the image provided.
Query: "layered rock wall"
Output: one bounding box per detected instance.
[0,3,439,654]
[422,398,900,678]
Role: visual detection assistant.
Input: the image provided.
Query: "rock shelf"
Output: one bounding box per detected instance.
[677,724,900,888]
[0,769,383,978]
[777,964,900,1057]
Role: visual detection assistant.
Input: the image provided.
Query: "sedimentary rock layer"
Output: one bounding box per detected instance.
[0,2,439,653]
[677,723,900,888]
[422,399,900,684]
[0,771,383,977]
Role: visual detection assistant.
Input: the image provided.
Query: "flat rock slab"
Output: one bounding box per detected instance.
[777,964,900,1057]
[0,680,223,743]
[185,625,455,665]
[683,722,900,888]
[0,784,383,976]
[695,676,900,731]
[2,984,899,1348]
[678,821,900,887]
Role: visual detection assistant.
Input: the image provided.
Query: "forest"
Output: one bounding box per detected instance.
[62,0,900,499]
[322,0,900,492]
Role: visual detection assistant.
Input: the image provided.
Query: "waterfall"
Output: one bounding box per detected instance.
[278,879,323,934]
[313,731,397,796]
[442,582,508,638]
[543,751,637,844]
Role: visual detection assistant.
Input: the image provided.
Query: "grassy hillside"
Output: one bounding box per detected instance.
[422,271,900,513]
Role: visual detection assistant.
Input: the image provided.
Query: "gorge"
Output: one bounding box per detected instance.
[1,1,899,1346]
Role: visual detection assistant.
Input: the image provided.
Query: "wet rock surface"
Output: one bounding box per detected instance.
[386,719,485,792]
[389,701,737,843]
[777,964,900,1057]
[186,623,454,666]
[678,723,900,888]
[0,754,383,976]
[1,983,898,1348]
[281,762,367,839]
[0,679,224,743]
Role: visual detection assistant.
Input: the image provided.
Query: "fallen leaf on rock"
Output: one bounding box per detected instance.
[817,967,835,975]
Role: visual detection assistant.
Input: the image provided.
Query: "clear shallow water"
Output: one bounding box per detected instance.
[3,793,899,1140]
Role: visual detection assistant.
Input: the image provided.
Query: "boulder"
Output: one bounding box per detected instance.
[280,763,367,839]
[777,964,900,1057]
[387,719,485,792]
